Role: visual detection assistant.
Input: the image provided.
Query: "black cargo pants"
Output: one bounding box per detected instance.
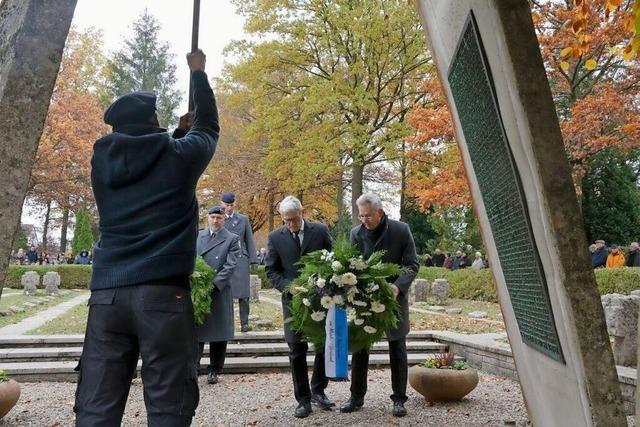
[74,284,199,426]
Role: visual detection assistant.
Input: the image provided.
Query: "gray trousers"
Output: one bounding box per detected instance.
[238,297,250,326]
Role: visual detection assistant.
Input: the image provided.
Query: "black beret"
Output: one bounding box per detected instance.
[221,192,235,203]
[104,91,157,128]
[208,206,225,215]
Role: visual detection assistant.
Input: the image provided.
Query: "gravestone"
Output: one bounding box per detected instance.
[601,294,639,367]
[21,271,39,295]
[249,274,261,302]
[414,1,625,425]
[0,0,78,298]
[413,279,431,302]
[431,278,449,302]
[43,271,61,295]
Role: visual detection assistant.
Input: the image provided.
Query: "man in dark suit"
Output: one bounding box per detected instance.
[196,206,241,385]
[340,193,419,418]
[265,196,334,418]
[221,192,259,332]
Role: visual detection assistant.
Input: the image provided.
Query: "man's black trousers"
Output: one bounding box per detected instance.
[238,297,250,327]
[288,341,328,403]
[349,338,408,403]
[74,284,199,427]
[197,341,227,374]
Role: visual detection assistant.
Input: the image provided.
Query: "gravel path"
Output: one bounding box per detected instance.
[2,370,530,426]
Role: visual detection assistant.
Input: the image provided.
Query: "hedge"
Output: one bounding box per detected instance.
[417,266,640,303]
[4,265,92,289]
[251,265,271,289]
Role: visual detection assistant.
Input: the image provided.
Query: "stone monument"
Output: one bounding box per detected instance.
[21,271,39,295]
[414,1,625,425]
[431,278,449,303]
[413,278,431,302]
[43,271,61,295]
[249,274,261,302]
[601,293,639,367]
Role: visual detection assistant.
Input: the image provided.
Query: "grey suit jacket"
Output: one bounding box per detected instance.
[350,217,419,341]
[265,220,332,343]
[224,211,258,299]
[196,227,241,342]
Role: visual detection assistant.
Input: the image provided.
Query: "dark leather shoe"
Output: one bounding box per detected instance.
[311,392,335,410]
[207,371,218,385]
[339,397,364,413]
[392,401,407,417]
[294,402,312,418]
[240,325,252,332]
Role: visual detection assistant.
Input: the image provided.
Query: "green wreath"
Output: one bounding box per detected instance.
[190,257,216,326]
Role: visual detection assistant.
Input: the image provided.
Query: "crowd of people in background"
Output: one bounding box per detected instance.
[422,248,489,271]
[8,246,93,266]
[590,240,640,268]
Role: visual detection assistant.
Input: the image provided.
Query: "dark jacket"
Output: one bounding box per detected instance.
[627,249,640,267]
[196,227,241,342]
[265,220,332,343]
[89,70,219,290]
[432,253,445,267]
[224,212,258,299]
[350,217,419,341]
[592,246,608,269]
[26,250,38,264]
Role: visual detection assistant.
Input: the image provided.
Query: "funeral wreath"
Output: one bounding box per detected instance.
[190,257,216,326]
[288,240,402,352]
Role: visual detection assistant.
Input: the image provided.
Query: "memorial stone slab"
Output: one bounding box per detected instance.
[21,271,39,295]
[446,308,463,315]
[43,271,61,295]
[601,293,639,367]
[249,275,261,302]
[414,1,624,424]
[431,278,450,302]
[413,279,431,302]
[468,311,488,319]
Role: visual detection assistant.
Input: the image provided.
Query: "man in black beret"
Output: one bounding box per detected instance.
[220,192,259,332]
[74,49,218,427]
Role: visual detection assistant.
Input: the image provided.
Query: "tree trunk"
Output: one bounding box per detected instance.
[60,205,69,254]
[351,162,365,226]
[399,145,408,222]
[0,0,77,301]
[268,190,275,232]
[337,170,345,222]
[42,200,52,253]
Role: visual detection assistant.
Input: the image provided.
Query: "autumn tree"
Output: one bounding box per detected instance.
[28,27,109,253]
[226,0,430,224]
[103,9,182,127]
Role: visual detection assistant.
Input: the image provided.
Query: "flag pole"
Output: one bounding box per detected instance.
[188,0,201,112]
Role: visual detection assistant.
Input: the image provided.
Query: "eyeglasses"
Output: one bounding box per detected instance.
[282,216,302,224]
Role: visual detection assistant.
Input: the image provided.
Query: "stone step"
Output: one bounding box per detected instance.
[0,340,447,362]
[1,352,442,383]
[0,330,437,348]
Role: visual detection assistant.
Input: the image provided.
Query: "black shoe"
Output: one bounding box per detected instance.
[241,325,252,332]
[392,401,407,417]
[339,397,364,413]
[294,402,312,418]
[311,392,335,410]
[207,371,218,385]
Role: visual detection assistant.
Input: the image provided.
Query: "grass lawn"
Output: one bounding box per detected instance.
[0,291,84,329]
[409,311,505,334]
[413,298,503,320]
[236,300,283,331]
[29,302,89,335]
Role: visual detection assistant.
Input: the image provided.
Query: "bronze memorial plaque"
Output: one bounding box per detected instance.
[447,13,563,363]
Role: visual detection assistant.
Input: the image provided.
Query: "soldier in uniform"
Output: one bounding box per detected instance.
[265,196,334,418]
[74,49,218,426]
[220,192,259,332]
[196,206,241,385]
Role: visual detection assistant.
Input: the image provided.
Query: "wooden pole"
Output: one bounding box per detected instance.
[188,0,201,111]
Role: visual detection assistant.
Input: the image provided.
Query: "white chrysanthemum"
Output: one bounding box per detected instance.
[363,326,377,334]
[316,277,326,288]
[333,294,344,305]
[353,300,368,307]
[303,298,311,307]
[360,311,372,317]
[330,274,343,287]
[370,301,386,313]
[311,311,326,322]
[349,257,368,271]
[341,272,358,286]
[354,318,365,326]
[331,260,343,271]
[320,296,334,309]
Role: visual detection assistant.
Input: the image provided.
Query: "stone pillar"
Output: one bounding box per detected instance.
[21,271,39,295]
[601,294,639,367]
[413,279,431,302]
[249,274,261,302]
[0,0,78,299]
[43,271,61,295]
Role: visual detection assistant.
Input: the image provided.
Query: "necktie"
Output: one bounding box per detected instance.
[293,231,301,252]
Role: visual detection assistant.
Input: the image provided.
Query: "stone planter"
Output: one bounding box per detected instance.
[409,365,478,402]
[0,379,21,418]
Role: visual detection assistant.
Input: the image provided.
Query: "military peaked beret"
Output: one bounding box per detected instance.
[208,206,225,215]
[104,91,157,128]
[221,192,236,203]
